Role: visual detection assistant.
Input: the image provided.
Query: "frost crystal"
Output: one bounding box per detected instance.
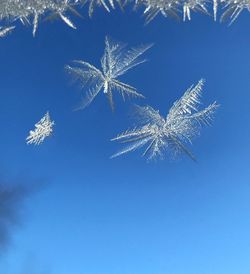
[26,112,55,145]
[0,0,79,36]
[66,36,153,111]
[111,79,219,161]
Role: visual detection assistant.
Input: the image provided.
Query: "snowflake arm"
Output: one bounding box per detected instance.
[111,43,154,78]
[220,0,250,24]
[46,0,80,30]
[133,104,165,126]
[183,0,209,21]
[213,0,218,20]
[168,133,197,161]
[140,0,180,24]
[109,79,145,99]
[101,36,153,78]
[80,0,125,16]
[77,82,104,110]
[111,125,153,142]
[101,36,127,77]
[143,6,162,24]
[0,0,79,36]
[188,101,219,126]
[111,135,153,158]
[66,60,104,86]
[111,124,162,159]
[0,26,15,37]
[58,13,76,29]
[88,0,112,16]
[66,61,105,109]
[167,79,204,120]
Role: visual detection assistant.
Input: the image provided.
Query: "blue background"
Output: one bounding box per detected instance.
[0,4,250,274]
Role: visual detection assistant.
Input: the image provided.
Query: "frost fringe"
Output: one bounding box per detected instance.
[0,0,249,37]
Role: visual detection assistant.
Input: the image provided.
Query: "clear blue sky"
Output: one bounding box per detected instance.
[0,5,250,274]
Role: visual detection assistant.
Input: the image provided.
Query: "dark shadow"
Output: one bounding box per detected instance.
[0,178,46,253]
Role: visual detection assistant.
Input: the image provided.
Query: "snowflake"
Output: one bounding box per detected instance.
[26,112,55,145]
[111,79,219,161]
[66,36,153,111]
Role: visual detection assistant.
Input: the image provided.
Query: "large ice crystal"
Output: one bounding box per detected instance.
[111,79,219,161]
[66,36,152,111]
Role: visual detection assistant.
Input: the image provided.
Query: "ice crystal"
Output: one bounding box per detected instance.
[26,112,55,145]
[0,26,15,37]
[66,36,152,111]
[111,79,219,161]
